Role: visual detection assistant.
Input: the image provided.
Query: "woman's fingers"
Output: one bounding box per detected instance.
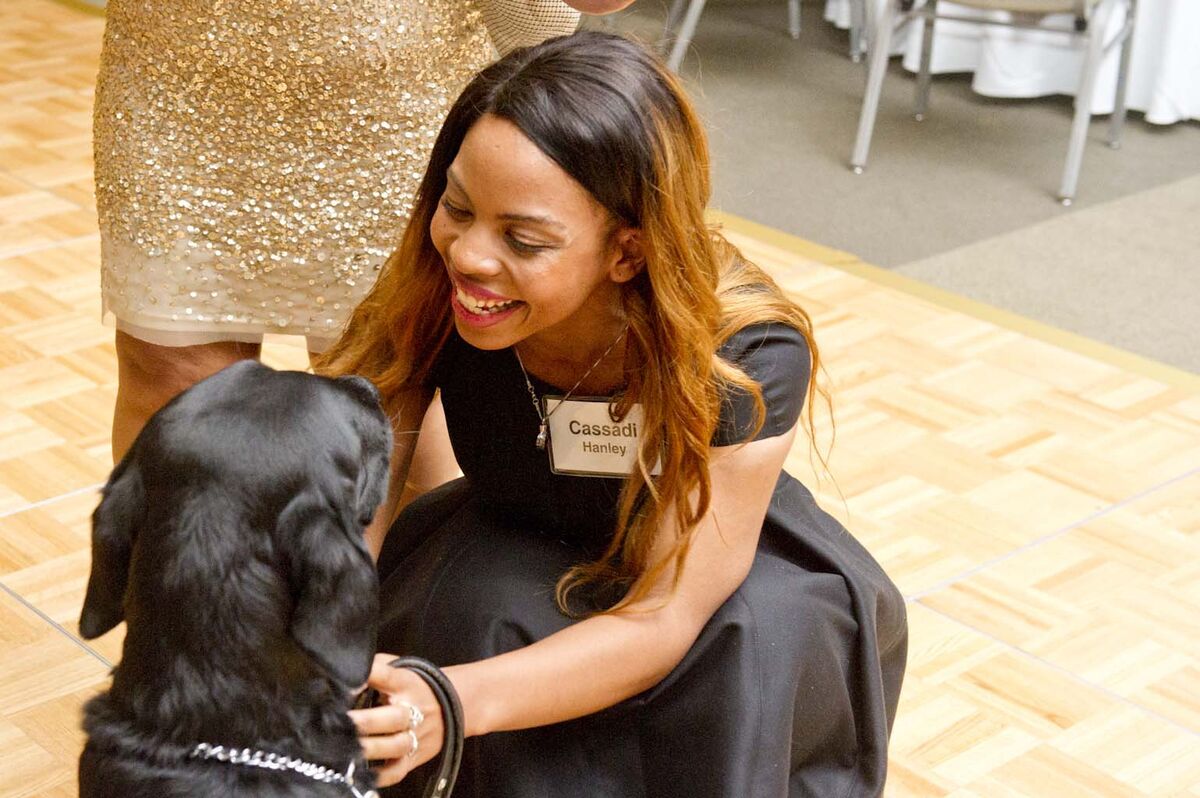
[366,652,407,689]
[353,656,448,788]
[360,720,445,787]
[348,702,411,735]
[356,711,443,761]
[358,731,412,763]
[373,755,419,788]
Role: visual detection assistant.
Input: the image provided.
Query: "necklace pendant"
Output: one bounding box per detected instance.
[535,423,548,450]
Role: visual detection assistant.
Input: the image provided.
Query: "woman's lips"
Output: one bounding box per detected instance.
[449,272,515,303]
[453,282,519,310]
[450,282,524,327]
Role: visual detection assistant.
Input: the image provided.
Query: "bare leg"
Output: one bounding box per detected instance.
[112,331,261,462]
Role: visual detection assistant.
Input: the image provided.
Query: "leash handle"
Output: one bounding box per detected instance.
[357,657,465,798]
[388,657,465,798]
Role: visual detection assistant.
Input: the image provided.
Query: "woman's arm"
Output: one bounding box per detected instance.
[563,0,636,12]
[393,393,461,516]
[455,424,797,733]
[363,387,435,559]
[355,423,797,784]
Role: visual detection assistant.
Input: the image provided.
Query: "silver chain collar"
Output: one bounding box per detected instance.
[189,742,378,798]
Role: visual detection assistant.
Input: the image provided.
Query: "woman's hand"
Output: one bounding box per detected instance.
[564,1,636,13]
[350,654,445,787]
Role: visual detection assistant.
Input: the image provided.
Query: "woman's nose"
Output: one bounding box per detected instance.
[446,229,502,278]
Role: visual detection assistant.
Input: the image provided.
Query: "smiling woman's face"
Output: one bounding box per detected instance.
[430,113,635,356]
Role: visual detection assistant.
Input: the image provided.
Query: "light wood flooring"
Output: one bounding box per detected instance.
[1,1,1198,795]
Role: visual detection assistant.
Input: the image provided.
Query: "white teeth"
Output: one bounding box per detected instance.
[456,286,517,315]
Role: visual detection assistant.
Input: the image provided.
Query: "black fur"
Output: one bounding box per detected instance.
[78,361,391,797]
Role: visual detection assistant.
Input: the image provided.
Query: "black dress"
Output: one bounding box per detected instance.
[376,323,908,797]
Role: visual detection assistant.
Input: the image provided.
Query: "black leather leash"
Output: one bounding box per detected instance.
[356,656,465,798]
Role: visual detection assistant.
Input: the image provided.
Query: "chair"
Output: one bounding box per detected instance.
[849,0,1137,204]
[844,0,872,61]
[659,0,804,71]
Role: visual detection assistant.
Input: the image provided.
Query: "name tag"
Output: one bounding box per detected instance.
[543,397,659,478]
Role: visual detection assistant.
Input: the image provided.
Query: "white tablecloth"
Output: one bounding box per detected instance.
[824,0,1200,124]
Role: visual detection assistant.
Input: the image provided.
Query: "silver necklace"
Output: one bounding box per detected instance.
[514,327,627,450]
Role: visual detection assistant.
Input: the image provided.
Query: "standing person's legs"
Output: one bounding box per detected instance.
[113,331,261,461]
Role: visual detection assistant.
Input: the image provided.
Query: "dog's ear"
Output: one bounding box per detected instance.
[278,495,379,689]
[355,438,391,529]
[80,454,145,639]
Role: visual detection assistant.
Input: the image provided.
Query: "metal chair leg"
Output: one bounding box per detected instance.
[662,0,691,55]
[1059,0,1117,204]
[664,0,801,71]
[849,0,867,62]
[662,0,691,40]
[666,0,707,71]
[1108,0,1136,149]
[851,0,898,172]
[914,0,937,120]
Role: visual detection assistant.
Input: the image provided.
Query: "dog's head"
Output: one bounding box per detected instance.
[79,360,392,690]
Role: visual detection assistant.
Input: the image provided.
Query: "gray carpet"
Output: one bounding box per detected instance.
[589,1,1200,373]
[897,174,1200,373]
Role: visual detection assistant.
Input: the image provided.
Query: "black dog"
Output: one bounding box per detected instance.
[78,360,391,797]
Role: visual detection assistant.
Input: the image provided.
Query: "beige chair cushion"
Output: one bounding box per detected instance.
[945,0,1097,13]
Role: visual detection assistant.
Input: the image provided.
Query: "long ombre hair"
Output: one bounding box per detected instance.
[317,31,827,614]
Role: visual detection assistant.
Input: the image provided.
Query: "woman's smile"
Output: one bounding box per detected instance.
[431,115,627,349]
[448,273,526,327]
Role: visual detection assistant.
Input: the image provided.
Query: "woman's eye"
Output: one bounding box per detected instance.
[440,199,470,220]
[506,235,548,256]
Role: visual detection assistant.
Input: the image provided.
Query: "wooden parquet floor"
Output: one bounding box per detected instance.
[1,1,1198,795]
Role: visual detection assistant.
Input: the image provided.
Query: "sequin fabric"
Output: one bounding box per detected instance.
[95,0,494,345]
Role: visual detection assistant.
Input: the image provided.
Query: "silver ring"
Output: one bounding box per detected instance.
[405,729,419,759]
[402,702,425,730]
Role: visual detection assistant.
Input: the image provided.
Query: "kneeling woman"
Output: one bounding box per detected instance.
[320,31,907,797]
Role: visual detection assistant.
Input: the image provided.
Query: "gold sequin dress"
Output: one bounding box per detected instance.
[94,0,496,349]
